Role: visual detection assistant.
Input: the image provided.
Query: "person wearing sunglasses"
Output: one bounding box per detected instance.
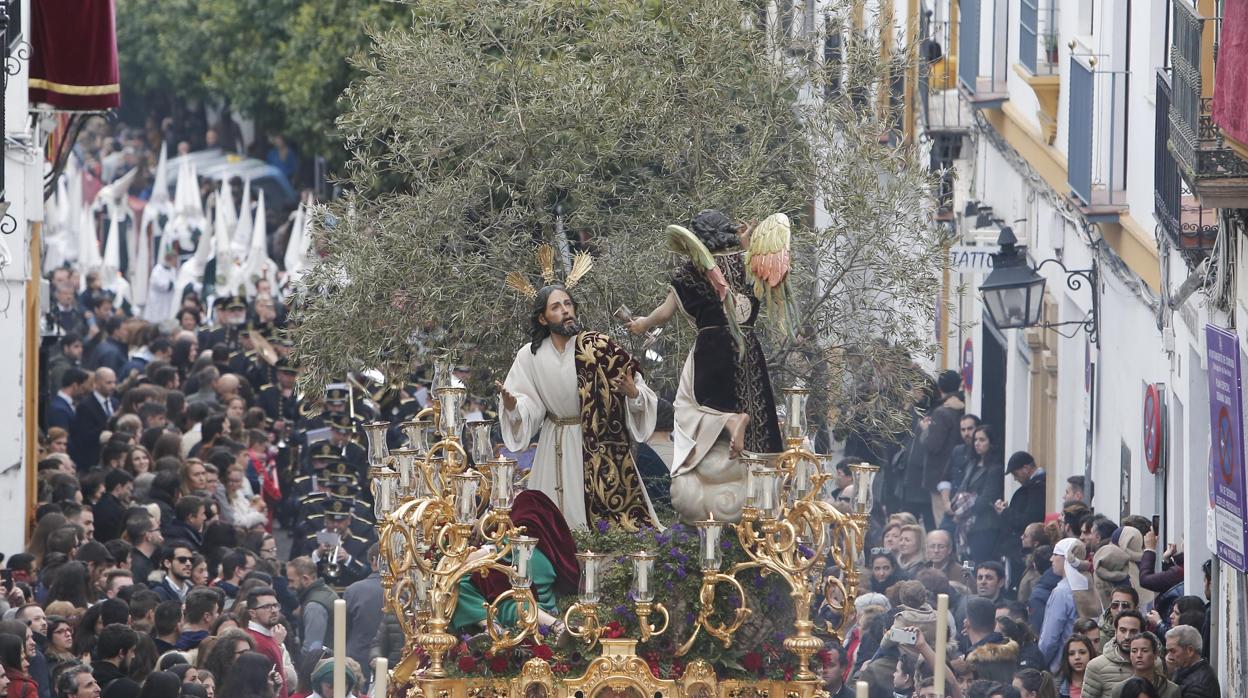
[152,541,197,602]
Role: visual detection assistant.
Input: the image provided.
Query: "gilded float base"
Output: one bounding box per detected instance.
[399,640,824,698]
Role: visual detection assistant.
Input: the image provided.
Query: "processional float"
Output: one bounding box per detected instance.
[367,359,879,698]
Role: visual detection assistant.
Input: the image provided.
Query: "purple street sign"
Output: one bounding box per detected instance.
[1204,325,1248,571]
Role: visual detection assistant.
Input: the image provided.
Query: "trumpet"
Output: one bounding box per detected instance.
[325,542,342,581]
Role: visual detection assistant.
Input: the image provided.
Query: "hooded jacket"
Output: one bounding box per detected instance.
[965,635,1019,685]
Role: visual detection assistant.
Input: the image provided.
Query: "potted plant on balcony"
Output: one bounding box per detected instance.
[1044,33,1060,67]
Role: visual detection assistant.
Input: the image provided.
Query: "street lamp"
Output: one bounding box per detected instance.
[978,228,1099,345]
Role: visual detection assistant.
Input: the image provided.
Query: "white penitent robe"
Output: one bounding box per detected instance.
[499,336,659,530]
[143,261,178,322]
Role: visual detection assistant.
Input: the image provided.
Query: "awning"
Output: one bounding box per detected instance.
[29,0,120,110]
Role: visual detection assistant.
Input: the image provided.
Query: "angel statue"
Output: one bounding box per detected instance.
[627,209,793,522]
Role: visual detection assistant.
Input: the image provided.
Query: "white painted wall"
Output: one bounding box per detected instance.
[0,0,35,558]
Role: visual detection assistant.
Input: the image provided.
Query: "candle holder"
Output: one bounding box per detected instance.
[390,447,420,498]
[363,420,391,465]
[510,535,538,588]
[401,418,434,456]
[371,468,398,518]
[630,551,669,642]
[488,457,517,510]
[561,551,608,647]
[754,469,782,520]
[740,454,769,513]
[467,420,494,465]
[435,386,467,437]
[451,472,481,525]
[696,518,724,572]
[781,387,810,444]
[849,462,879,518]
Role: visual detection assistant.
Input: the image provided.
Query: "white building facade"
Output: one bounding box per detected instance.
[913,0,1247,687]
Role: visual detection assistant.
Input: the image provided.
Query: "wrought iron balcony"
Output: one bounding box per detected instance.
[1156,70,1218,259]
[957,0,1007,106]
[1168,0,1248,207]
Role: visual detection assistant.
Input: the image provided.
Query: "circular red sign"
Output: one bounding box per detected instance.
[1143,384,1162,474]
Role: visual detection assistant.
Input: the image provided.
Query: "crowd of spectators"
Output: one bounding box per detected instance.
[816,369,1218,698]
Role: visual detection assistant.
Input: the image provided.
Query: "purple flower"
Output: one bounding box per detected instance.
[676,566,687,579]
[595,519,610,534]
[614,605,629,616]
[720,539,733,551]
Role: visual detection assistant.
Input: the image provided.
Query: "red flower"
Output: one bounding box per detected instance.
[552,662,571,674]
[458,656,478,673]
[532,644,554,660]
[671,661,684,679]
[783,669,793,682]
[741,652,763,673]
[603,621,625,639]
[488,654,510,673]
[648,661,661,677]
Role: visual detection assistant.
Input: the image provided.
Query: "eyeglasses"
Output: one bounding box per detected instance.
[870,547,889,556]
[252,602,280,611]
[1109,601,1134,609]
[175,556,194,564]
[52,628,72,636]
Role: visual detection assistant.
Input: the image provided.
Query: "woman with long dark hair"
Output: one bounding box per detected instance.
[0,634,35,698]
[952,424,1004,562]
[1058,634,1095,698]
[866,549,906,594]
[216,651,278,698]
[46,562,91,610]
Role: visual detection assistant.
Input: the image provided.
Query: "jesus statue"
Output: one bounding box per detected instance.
[496,284,660,531]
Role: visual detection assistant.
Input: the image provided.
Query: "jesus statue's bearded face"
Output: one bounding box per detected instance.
[540,289,582,336]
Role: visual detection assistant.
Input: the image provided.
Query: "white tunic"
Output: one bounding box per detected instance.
[499,336,658,529]
[143,261,178,322]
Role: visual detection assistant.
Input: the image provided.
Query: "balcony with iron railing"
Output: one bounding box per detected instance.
[1168,0,1248,208]
[1016,0,1061,143]
[1067,56,1127,221]
[957,0,1008,107]
[920,2,972,134]
[1156,70,1219,259]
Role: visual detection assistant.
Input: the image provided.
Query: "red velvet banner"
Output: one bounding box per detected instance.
[29,0,120,110]
[1214,0,1248,145]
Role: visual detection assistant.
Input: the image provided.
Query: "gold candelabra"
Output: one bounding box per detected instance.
[369,366,879,690]
[369,358,539,683]
[671,388,878,682]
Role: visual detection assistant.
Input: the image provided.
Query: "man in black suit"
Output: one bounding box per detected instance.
[94,468,134,543]
[46,367,90,431]
[69,367,117,470]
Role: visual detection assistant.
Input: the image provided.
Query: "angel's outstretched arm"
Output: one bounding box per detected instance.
[629,288,678,334]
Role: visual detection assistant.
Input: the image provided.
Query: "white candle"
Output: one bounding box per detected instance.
[637,559,650,596]
[703,526,717,561]
[934,593,949,696]
[584,558,596,596]
[373,657,388,698]
[334,599,346,698]
[759,473,775,512]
